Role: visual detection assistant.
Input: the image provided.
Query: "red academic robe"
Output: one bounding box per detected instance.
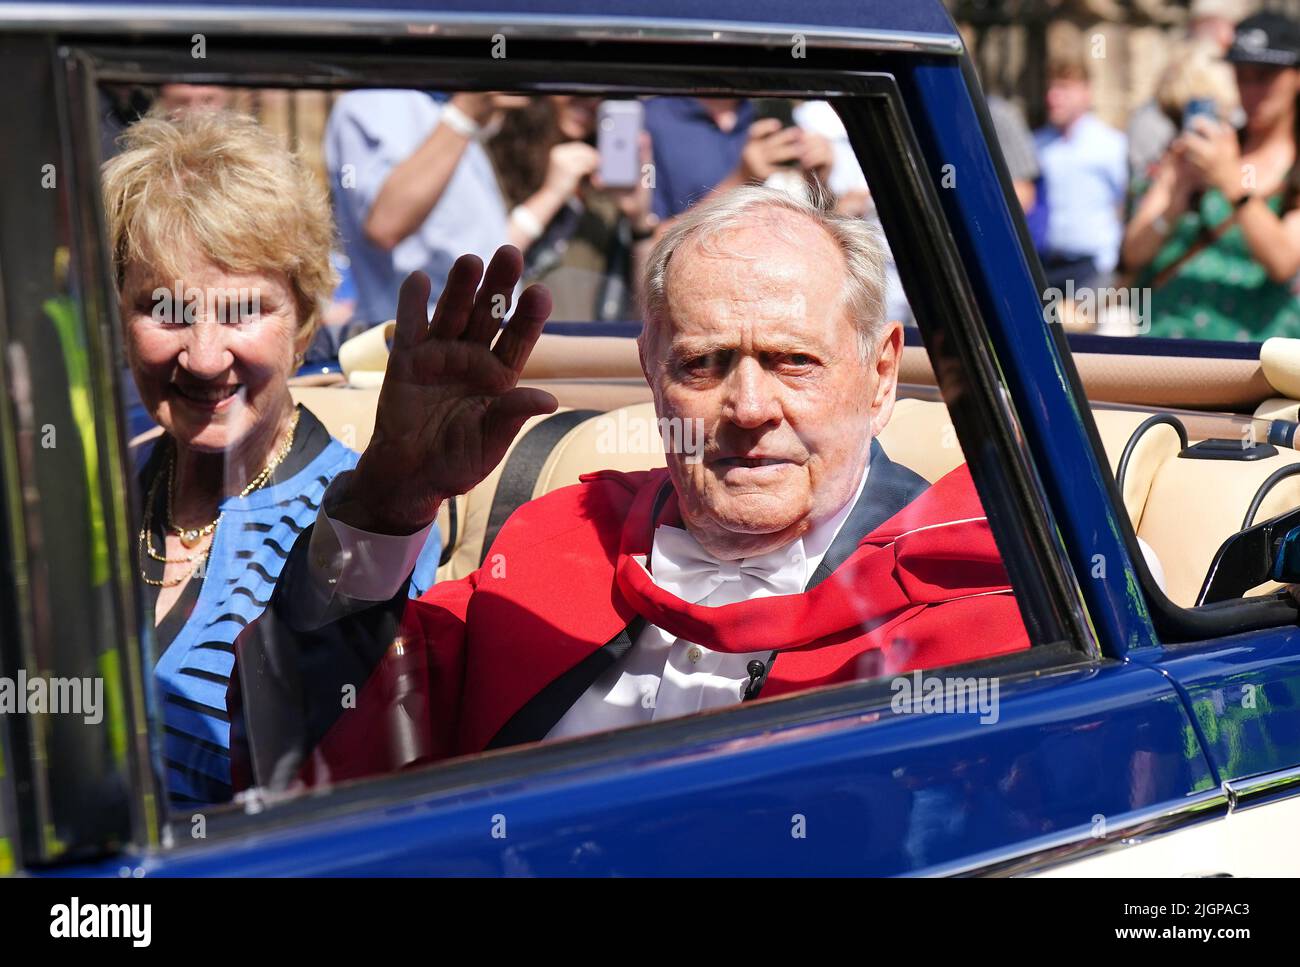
[292,463,1030,788]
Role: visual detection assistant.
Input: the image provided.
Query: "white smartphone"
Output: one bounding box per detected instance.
[597,100,643,189]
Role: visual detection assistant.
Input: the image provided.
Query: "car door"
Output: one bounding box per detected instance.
[0,5,1239,877]
[897,40,1300,877]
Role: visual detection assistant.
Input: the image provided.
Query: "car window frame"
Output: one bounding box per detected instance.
[947,56,1300,645]
[0,31,164,871]
[42,34,1104,856]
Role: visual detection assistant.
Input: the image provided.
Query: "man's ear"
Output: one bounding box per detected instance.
[869,321,904,438]
[637,316,658,383]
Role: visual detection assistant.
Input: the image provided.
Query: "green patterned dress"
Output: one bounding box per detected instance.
[1136,187,1300,341]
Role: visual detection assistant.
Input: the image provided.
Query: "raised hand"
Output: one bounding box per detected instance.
[543,141,601,201]
[340,246,558,534]
[1179,116,1242,200]
[737,118,805,183]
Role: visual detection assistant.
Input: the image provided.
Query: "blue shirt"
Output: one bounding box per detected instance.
[325,90,510,325]
[141,424,442,807]
[645,98,755,220]
[1033,113,1128,272]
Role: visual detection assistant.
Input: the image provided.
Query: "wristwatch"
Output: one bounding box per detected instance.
[442,103,490,141]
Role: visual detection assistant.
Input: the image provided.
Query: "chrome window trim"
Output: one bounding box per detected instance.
[923,789,1232,878]
[943,760,1300,876]
[0,4,963,54]
[1225,763,1300,811]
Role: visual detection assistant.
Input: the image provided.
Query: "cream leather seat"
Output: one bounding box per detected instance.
[1136,449,1300,606]
[437,403,668,580]
[1090,408,1186,531]
[875,400,1184,530]
[874,398,965,483]
[289,383,1181,579]
[292,378,1294,607]
[878,401,1300,605]
[289,380,652,453]
[433,398,1188,584]
[291,383,379,453]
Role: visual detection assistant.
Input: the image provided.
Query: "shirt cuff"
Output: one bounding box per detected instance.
[308,471,436,603]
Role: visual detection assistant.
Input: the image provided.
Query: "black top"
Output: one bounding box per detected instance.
[137,404,333,659]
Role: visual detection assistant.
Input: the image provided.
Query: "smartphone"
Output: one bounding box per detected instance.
[751,98,796,128]
[1183,97,1218,132]
[750,98,800,168]
[597,100,643,189]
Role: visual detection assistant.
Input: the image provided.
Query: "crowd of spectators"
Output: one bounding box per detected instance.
[1122,8,1300,340]
[98,3,1300,347]
[1034,4,1300,341]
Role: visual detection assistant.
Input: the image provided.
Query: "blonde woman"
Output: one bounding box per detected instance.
[103,110,441,806]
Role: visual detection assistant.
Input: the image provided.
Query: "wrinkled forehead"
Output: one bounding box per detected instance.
[656,219,849,348]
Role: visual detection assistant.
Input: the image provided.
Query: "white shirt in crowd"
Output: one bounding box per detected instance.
[792,100,912,325]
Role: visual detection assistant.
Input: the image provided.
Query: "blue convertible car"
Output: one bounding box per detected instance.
[2,0,1300,877]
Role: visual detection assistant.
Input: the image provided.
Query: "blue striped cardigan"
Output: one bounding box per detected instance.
[146,434,441,807]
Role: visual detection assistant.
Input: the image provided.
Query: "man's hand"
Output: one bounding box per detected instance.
[543,141,601,201]
[337,247,558,534]
[797,131,834,185]
[594,131,657,237]
[736,118,806,182]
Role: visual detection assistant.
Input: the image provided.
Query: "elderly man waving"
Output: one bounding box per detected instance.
[232,185,1029,790]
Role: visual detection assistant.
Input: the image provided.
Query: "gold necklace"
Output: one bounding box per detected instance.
[139,409,300,587]
[166,409,300,547]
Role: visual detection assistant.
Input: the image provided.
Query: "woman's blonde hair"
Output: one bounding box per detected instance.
[1155,38,1240,124]
[101,108,337,339]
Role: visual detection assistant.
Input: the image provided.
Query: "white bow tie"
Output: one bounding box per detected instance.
[648,525,809,605]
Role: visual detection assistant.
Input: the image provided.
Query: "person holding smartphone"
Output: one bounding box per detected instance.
[486,95,658,322]
[1123,12,1300,341]
[643,97,832,226]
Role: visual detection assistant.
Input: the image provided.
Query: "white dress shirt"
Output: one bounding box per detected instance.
[547,462,869,738]
[304,460,870,737]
